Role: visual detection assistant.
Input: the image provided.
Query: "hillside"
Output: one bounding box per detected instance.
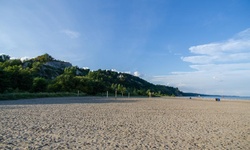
[0,53,183,96]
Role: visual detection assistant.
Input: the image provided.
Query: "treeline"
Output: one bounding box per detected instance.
[0,54,183,97]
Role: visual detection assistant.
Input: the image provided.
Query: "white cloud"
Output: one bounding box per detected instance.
[133,71,141,77]
[20,57,30,62]
[182,52,250,64]
[182,28,250,65]
[125,71,131,74]
[152,69,250,96]
[188,39,250,55]
[189,63,250,72]
[183,28,250,65]
[151,28,250,96]
[61,29,80,39]
[181,55,217,64]
[106,69,143,78]
[236,28,250,39]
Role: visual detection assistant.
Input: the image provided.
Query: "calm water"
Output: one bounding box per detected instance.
[191,96,250,101]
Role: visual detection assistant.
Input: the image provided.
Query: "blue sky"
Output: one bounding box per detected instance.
[1,0,250,96]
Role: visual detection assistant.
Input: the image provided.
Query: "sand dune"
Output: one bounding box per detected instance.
[0,97,249,149]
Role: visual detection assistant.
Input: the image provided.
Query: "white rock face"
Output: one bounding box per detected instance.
[44,61,72,69]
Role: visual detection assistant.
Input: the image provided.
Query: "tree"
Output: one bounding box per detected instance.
[32,77,48,92]
[3,65,21,91]
[74,76,106,95]
[64,66,77,75]
[34,53,54,63]
[0,68,8,92]
[0,54,10,62]
[117,84,126,97]
[18,68,33,91]
[146,89,151,97]
[2,65,33,92]
[0,53,184,96]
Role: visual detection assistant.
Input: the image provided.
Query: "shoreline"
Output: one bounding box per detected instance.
[175,96,250,102]
[1,95,250,102]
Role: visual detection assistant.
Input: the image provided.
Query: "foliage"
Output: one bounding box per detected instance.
[33,53,55,63]
[0,54,10,62]
[0,53,184,99]
[31,77,48,92]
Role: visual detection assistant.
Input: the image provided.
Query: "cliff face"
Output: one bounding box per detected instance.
[22,54,73,79]
[44,61,72,69]
[39,61,72,79]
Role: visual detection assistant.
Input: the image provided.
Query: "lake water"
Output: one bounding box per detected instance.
[191,95,250,101]
[201,96,250,100]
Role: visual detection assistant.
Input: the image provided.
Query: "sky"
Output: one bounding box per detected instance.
[0,0,250,96]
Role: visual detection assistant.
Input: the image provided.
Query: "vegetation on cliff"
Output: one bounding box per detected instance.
[0,53,183,98]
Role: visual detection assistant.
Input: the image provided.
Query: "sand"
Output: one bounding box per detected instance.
[0,97,249,149]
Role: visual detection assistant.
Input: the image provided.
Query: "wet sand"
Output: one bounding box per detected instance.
[0,97,249,149]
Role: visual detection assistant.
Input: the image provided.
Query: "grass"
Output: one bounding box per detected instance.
[0,92,87,100]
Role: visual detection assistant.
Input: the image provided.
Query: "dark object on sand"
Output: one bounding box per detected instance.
[215,98,220,101]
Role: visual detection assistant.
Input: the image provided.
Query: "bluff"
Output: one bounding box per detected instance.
[0,53,183,96]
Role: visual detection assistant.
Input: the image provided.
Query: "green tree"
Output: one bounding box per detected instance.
[0,68,8,92]
[4,65,21,91]
[18,68,33,91]
[3,66,32,92]
[32,77,48,92]
[0,54,10,62]
[117,84,126,97]
[64,66,77,75]
[74,76,106,95]
[34,53,54,63]
[52,73,77,92]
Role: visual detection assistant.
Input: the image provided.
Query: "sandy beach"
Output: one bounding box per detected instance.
[0,97,249,149]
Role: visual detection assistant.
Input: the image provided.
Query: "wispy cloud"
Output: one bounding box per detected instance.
[152,28,250,96]
[182,28,250,64]
[61,29,80,39]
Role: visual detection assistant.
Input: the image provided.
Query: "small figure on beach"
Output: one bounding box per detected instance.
[215,98,220,101]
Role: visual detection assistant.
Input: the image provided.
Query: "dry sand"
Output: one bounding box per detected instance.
[0,97,249,149]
